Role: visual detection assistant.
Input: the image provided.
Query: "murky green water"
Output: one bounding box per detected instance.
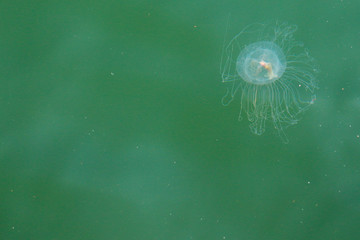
[1,0,360,239]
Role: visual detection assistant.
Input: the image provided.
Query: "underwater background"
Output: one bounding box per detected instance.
[1,0,359,239]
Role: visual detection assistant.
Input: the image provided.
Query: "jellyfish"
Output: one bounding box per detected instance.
[221,22,318,143]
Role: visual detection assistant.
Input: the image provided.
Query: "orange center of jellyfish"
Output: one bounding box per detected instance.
[259,60,277,80]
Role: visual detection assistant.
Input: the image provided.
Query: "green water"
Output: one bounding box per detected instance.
[1,0,360,239]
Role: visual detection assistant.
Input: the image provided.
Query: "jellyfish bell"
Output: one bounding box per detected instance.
[236,41,287,85]
[221,22,318,143]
